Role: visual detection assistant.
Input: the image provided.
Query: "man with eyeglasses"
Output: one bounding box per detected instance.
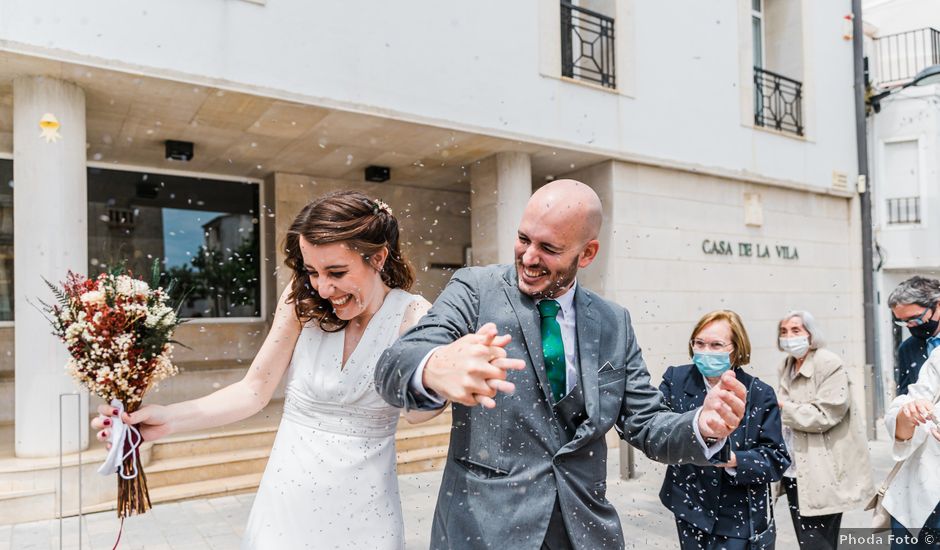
[888,276,940,395]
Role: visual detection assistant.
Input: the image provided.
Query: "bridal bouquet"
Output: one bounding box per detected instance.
[41,263,184,518]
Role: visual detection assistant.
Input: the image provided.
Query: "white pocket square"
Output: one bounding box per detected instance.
[598,361,615,374]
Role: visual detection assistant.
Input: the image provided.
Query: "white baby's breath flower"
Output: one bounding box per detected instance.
[54,269,181,406]
[79,290,106,306]
[145,304,176,328]
[116,276,150,298]
[64,322,85,342]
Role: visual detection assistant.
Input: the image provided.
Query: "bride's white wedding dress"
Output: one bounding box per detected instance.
[242,289,419,549]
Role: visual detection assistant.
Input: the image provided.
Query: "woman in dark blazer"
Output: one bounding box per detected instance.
[659,309,791,550]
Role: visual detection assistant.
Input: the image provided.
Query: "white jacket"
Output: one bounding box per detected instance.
[884,349,940,530]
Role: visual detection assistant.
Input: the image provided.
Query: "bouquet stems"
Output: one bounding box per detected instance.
[116,406,151,518]
[117,453,150,518]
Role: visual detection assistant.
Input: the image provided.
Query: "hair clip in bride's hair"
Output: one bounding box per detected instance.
[374,199,393,216]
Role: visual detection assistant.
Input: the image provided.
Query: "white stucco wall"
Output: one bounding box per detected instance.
[0,0,857,189]
[866,0,940,271]
[871,88,940,270]
[865,0,940,398]
[864,0,940,35]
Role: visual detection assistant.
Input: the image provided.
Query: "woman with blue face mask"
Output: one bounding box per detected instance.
[775,310,874,550]
[659,310,790,550]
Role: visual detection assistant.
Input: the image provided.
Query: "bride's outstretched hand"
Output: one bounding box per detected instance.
[91,403,174,448]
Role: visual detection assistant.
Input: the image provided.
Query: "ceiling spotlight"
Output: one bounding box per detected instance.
[365,165,390,182]
[165,140,194,162]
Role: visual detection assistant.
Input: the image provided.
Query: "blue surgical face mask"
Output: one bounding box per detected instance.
[779,336,810,359]
[693,352,732,378]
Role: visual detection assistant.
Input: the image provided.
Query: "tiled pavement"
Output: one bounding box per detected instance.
[2,435,894,549]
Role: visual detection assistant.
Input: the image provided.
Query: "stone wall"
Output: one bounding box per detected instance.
[570,160,868,420]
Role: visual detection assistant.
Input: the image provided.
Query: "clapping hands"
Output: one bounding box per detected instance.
[698,370,747,440]
[422,323,526,409]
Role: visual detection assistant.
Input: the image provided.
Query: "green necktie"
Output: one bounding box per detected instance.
[537,299,567,403]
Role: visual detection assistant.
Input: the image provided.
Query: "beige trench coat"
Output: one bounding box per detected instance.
[773,348,875,516]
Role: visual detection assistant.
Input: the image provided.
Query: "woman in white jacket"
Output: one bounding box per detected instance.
[884,349,940,549]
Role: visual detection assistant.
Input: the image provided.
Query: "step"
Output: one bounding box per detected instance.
[150,427,277,461]
[0,487,56,524]
[79,472,264,516]
[145,447,271,489]
[394,423,451,452]
[396,446,448,475]
[145,400,283,462]
[411,407,453,425]
[0,444,115,493]
[151,471,263,503]
[0,401,454,522]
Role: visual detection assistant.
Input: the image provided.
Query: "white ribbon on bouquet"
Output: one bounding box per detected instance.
[96,398,142,480]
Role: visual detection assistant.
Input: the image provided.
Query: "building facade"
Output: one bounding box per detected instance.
[0,0,867,521]
[863,0,940,398]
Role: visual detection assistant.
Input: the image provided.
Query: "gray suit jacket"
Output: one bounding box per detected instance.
[375,264,712,549]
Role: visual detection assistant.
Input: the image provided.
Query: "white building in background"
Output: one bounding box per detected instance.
[0,0,867,521]
[863,0,940,396]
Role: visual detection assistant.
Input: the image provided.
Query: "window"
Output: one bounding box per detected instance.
[752,0,764,70]
[883,140,921,225]
[0,159,11,321]
[87,168,262,318]
[560,1,616,89]
[751,0,804,136]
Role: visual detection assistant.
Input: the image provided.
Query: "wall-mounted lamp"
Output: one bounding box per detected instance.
[868,64,940,114]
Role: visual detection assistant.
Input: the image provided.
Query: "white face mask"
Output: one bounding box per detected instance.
[779,336,810,359]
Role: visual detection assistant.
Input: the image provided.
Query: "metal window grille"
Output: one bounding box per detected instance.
[886,197,921,224]
[753,66,804,136]
[560,2,616,89]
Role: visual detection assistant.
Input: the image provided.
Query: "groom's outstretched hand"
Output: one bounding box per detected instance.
[423,322,526,409]
[697,370,747,440]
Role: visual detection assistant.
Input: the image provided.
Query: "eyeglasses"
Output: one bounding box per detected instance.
[893,306,932,327]
[690,339,733,352]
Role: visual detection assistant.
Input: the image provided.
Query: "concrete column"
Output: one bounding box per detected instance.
[561,160,616,298]
[14,76,89,457]
[469,152,532,265]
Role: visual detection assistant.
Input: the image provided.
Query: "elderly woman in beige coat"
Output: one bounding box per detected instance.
[776,310,874,550]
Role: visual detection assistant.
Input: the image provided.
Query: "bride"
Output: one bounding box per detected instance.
[91,190,473,549]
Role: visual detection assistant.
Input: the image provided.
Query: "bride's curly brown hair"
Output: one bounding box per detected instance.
[283,190,415,332]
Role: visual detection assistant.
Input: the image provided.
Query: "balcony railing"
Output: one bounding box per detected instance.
[872,27,940,87]
[887,197,921,225]
[560,2,615,89]
[754,67,804,136]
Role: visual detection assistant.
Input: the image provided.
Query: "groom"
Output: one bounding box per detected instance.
[375,179,746,549]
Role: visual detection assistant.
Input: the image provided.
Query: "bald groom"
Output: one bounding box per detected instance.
[376,179,747,550]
